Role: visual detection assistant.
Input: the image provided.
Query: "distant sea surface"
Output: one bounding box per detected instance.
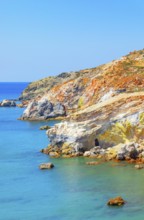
[0,83,144,220]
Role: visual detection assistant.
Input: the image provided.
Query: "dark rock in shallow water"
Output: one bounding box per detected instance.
[39,163,54,169]
[0,99,16,107]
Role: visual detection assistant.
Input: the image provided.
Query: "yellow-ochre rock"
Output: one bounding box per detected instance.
[107,197,125,206]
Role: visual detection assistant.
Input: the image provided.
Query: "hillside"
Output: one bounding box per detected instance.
[20,49,144,112]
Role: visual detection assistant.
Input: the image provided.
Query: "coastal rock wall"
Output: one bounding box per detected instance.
[47,92,144,157]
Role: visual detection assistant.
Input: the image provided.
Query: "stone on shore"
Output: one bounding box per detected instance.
[83,151,91,157]
[49,152,60,158]
[39,163,54,169]
[40,148,49,154]
[107,196,125,206]
[135,164,144,169]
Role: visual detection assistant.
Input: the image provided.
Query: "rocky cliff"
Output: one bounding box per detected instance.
[20,49,144,109]
[20,49,144,161]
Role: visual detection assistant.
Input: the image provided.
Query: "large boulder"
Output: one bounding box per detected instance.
[20,98,66,120]
[0,99,16,107]
[117,142,139,160]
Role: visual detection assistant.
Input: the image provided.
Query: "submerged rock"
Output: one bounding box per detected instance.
[39,163,54,169]
[107,197,125,206]
[86,161,100,165]
[0,99,16,107]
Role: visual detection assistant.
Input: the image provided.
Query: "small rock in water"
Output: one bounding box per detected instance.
[135,164,144,169]
[107,196,125,206]
[40,125,51,130]
[39,163,54,169]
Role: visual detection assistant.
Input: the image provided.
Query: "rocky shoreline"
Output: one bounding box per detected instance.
[42,92,144,164]
[41,141,144,165]
[11,49,144,166]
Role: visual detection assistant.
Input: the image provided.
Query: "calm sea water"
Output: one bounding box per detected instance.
[0,83,144,220]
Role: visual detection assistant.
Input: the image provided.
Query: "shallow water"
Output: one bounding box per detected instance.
[0,83,144,220]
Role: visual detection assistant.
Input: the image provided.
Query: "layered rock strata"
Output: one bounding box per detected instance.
[46,92,144,160]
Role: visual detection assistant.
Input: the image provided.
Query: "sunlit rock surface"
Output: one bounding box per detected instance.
[20,49,144,159]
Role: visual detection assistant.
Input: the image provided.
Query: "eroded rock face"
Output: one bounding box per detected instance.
[20,98,66,120]
[0,100,16,107]
[46,93,144,159]
[47,121,98,152]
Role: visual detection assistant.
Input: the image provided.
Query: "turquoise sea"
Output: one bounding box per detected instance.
[0,83,144,220]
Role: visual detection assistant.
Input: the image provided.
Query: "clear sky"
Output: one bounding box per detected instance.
[0,0,144,82]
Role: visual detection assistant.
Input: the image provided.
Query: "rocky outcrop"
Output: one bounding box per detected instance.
[19,98,66,120]
[0,99,16,107]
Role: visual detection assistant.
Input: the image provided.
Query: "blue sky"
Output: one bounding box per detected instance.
[0,0,144,82]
